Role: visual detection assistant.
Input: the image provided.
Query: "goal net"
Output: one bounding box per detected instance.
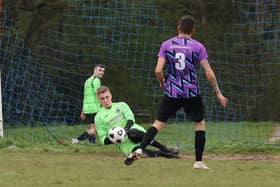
[0,0,279,148]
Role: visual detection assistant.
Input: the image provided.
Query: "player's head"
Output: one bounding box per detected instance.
[97,85,112,108]
[177,15,195,35]
[93,64,105,78]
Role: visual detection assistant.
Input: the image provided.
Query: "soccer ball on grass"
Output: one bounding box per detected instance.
[108,126,126,144]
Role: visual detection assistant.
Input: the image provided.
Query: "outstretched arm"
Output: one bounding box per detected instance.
[200,59,228,108]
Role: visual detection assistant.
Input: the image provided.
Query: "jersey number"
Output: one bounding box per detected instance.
[175,53,186,70]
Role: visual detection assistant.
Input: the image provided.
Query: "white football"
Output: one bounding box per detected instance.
[108,126,126,144]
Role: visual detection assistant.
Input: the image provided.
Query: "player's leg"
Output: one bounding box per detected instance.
[127,128,145,142]
[194,120,205,162]
[74,123,96,143]
[133,95,180,156]
[150,139,179,155]
[124,146,141,166]
[87,113,97,143]
[72,130,89,143]
[130,120,164,156]
[127,128,179,154]
[87,123,96,143]
[193,119,210,169]
[184,96,210,169]
[72,113,96,144]
[125,147,179,165]
[143,149,179,159]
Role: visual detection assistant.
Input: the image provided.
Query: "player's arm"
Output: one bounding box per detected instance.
[80,82,87,120]
[200,59,228,108]
[92,78,101,92]
[120,102,135,131]
[155,57,166,89]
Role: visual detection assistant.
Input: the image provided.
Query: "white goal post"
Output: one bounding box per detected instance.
[0,70,3,138]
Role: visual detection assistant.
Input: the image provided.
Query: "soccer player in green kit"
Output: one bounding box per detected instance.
[94,86,179,165]
[72,64,105,144]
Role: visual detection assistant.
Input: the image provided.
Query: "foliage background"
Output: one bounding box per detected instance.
[1,0,279,126]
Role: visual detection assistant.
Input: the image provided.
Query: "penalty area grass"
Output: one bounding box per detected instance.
[0,151,279,187]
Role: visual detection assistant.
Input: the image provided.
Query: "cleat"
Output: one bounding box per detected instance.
[134,148,143,156]
[193,161,211,169]
[71,138,79,144]
[164,146,179,155]
[124,148,143,166]
[124,153,139,166]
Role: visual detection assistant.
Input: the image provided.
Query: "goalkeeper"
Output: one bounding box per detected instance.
[94,86,179,165]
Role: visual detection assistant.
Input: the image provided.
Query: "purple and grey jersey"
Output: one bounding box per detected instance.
[158,36,208,98]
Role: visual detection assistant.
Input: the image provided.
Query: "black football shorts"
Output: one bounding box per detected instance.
[84,113,97,124]
[157,94,205,123]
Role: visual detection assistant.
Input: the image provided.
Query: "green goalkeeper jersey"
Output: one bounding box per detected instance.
[95,102,146,155]
[82,76,101,114]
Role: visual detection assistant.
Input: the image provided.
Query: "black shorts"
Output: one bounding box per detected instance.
[157,95,204,123]
[83,113,97,124]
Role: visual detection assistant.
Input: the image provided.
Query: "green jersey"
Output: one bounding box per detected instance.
[95,102,146,155]
[82,76,101,114]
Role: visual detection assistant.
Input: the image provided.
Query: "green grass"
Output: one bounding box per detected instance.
[0,151,279,187]
[1,121,280,186]
[2,121,280,153]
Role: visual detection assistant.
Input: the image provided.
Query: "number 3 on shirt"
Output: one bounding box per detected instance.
[175,52,186,70]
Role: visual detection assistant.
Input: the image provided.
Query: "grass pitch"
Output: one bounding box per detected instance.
[0,150,279,187]
[1,121,280,186]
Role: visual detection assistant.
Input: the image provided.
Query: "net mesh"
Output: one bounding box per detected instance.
[0,0,279,147]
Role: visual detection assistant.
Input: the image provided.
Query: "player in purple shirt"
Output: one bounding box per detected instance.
[127,15,228,169]
[159,33,208,98]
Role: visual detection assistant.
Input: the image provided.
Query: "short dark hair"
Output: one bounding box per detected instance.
[95,64,105,69]
[178,15,195,34]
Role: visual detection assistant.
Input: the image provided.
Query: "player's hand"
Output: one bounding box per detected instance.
[104,137,114,145]
[216,93,228,108]
[124,126,131,134]
[80,112,86,120]
[159,79,164,90]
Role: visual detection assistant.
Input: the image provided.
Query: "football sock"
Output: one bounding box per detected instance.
[140,126,158,150]
[143,149,157,157]
[150,140,167,151]
[88,135,96,143]
[144,149,178,159]
[77,131,89,141]
[155,150,179,159]
[195,130,206,161]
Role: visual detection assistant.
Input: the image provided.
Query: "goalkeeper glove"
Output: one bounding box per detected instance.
[124,119,134,132]
[104,137,114,145]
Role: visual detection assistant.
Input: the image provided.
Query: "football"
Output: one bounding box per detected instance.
[108,126,126,144]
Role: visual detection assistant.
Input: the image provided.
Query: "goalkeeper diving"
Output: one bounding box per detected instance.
[94,86,179,165]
